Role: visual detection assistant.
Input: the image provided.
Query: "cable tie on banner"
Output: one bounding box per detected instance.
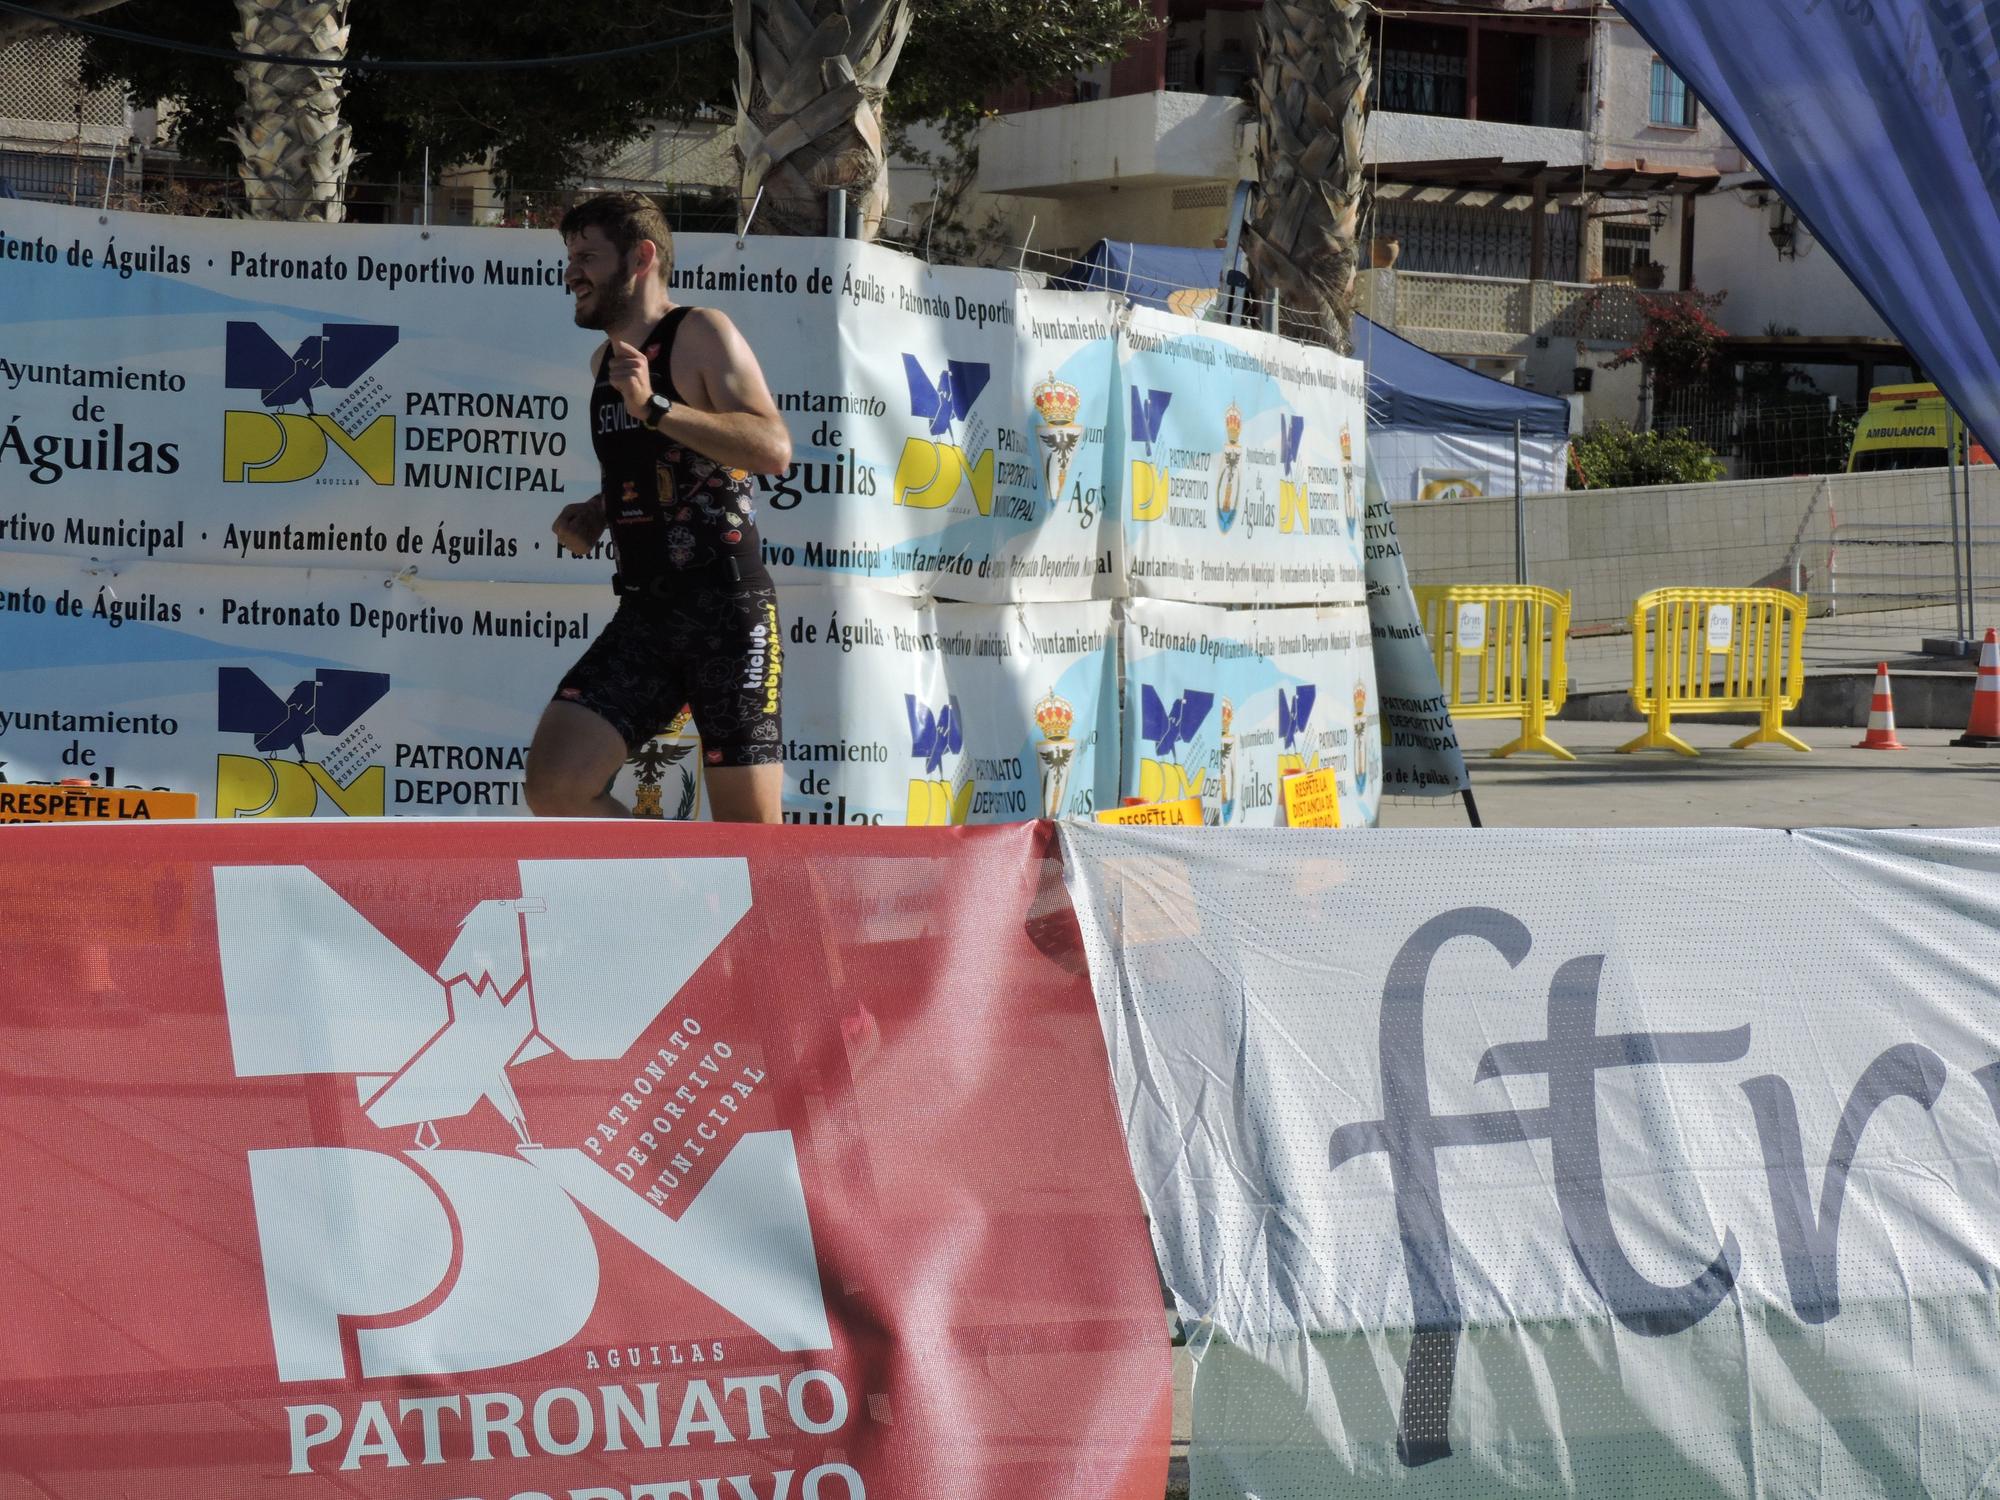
[389,566,419,587]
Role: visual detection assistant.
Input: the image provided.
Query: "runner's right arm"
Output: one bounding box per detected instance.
[552,492,605,556]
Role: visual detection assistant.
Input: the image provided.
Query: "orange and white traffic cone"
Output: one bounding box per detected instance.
[1854,663,1907,750]
[1953,628,2000,748]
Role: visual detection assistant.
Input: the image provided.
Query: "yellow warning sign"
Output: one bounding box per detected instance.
[1096,796,1205,827]
[1281,769,1343,829]
[0,786,199,824]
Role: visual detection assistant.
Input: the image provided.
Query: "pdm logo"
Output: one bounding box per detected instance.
[211,858,830,1388]
[215,666,390,817]
[1277,684,1319,777]
[1137,685,1212,803]
[894,356,996,515]
[904,692,972,825]
[1127,387,1173,523]
[222,321,399,484]
[1277,414,1310,534]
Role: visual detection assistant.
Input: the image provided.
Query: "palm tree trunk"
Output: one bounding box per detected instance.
[734,0,913,238]
[1246,0,1371,351]
[231,0,355,223]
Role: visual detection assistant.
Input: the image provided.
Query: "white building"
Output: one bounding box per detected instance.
[906,0,1912,423]
[0,31,137,205]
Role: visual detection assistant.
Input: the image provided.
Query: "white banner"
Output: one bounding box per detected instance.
[1061,825,2000,1498]
[775,587,1117,825]
[1120,598,1380,827]
[810,259,1117,599]
[0,550,1113,823]
[0,550,579,818]
[1112,306,1368,604]
[0,200,599,582]
[0,201,1116,600]
[0,199,1434,826]
[1362,467,1471,797]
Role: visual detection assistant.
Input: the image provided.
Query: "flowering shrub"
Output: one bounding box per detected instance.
[1608,289,1731,396]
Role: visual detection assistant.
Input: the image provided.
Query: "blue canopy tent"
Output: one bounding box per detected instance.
[1353,316,1571,502]
[1054,240,1571,500]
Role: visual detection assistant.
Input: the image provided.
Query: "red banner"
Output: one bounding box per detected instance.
[0,821,1168,1500]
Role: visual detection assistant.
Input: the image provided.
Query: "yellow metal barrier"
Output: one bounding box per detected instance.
[1622,587,1809,756]
[1414,584,1574,761]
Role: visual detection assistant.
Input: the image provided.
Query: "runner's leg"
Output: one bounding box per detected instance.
[705,764,783,823]
[528,602,688,818]
[525,701,632,817]
[685,581,784,824]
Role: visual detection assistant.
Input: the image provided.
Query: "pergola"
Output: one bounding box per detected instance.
[1370,157,1722,282]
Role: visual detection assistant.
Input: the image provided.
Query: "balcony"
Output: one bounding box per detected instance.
[977,90,1250,197]
[1357,269,1653,389]
[1360,269,1651,343]
[1364,110,1591,171]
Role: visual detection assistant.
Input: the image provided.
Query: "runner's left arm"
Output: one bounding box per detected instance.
[607,311,792,475]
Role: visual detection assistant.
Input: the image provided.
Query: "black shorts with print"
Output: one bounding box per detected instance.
[554,581,783,767]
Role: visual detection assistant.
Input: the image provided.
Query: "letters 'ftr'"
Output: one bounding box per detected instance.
[1329,908,1750,1467]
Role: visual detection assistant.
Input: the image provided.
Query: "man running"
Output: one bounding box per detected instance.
[525,193,791,822]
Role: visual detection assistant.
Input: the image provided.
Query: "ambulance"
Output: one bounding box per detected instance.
[1846,383,1992,472]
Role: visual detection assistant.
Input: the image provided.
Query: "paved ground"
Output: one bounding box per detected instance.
[1380,717,2000,829]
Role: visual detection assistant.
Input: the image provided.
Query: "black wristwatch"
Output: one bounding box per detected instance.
[643,392,674,429]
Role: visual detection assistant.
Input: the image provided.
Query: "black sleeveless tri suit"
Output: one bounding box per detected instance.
[552,307,783,765]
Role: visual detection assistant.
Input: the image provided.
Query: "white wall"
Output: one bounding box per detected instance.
[1033,185,1234,254]
[1396,466,1998,630]
[975,92,1248,196]
[598,118,737,193]
[891,92,1254,262]
[1364,111,1589,168]
[876,176,1237,271]
[1596,19,1739,171]
[1693,189,1894,341]
[1577,355,1646,429]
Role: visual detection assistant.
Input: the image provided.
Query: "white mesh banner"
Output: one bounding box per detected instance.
[1060,824,2000,1498]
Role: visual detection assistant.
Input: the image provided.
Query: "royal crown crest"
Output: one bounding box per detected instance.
[1340,423,1353,462]
[1035,690,1075,741]
[1224,403,1243,443]
[1354,682,1368,717]
[1033,373,1080,427]
[1220,697,1235,737]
